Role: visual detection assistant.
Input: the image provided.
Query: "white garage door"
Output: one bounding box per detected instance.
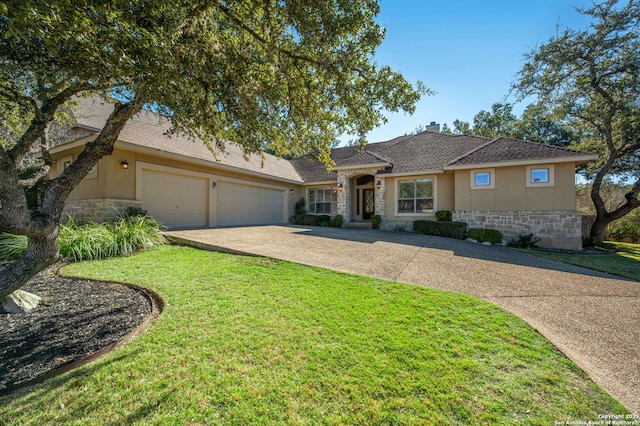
[217,181,285,227]
[141,169,209,228]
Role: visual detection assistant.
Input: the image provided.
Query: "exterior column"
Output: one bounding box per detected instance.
[337,173,350,222]
[374,178,386,220]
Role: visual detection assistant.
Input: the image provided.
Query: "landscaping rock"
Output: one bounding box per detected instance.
[1,290,42,314]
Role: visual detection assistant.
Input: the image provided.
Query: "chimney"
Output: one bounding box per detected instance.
[426,121,440,132]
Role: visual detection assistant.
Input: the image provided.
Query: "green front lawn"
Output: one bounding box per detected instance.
[0,246,626,424]
[524,241,640,282]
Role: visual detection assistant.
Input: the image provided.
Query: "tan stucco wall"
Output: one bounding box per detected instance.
[383,172,454,221]
[454,163,577,211]
[51,146,303,221]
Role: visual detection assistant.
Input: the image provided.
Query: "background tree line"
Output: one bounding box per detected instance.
[415,0,640,243]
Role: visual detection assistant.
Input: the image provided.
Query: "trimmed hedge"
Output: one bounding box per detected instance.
[467,228,504,245]
[435,210,452,222]
[291,214,331,226]
[371,215,382,230]
[413,220,467,240]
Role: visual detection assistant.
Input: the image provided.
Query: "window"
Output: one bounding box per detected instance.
[397,178,434,214]
[470,168,495,189]
[474,172,491,186]
[530,168,549,183]
[308,188,337,214]
[526,164,555,187]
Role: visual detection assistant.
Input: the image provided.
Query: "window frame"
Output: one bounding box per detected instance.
[395,177,435,216]
[307,187,338,214]
[526,164,555,187]
[470,168,495,190]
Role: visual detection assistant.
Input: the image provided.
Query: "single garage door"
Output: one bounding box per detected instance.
[141,169,209,228]
[217,181,285,227]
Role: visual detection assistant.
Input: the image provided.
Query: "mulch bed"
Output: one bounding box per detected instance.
[0,266,153,393]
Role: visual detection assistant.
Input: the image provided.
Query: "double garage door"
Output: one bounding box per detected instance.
[141,167,287,229]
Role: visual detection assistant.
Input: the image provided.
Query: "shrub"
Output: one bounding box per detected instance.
[371,214,382,229]
[121,206,149,218]
[582,236,600,248]
[291,214,313,225]
[291,214,331,226]
[467,228,503,245]
[435,210,452,222]
[333,215,344,228]
[413,220,467,240]
[294,198,307,215]
[508,233,540,249]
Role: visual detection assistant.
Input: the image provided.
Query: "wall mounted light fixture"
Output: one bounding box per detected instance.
[338,183,344,191]
[120,160,129,170]
[290,189,295,194]
[376,180,382,189]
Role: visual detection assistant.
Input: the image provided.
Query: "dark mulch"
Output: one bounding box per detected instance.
[0,266,152,393]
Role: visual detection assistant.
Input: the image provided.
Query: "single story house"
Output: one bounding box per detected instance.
[51,98,597,250]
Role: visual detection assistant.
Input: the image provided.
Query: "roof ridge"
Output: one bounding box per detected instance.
[367,150,393,163]
[444,136,497,167]
[493,136,593,156]
[335,149,392,167]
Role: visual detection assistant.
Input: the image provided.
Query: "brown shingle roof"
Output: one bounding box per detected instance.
[68,97,596,184]
[445,137,596,167]
[335,150,391,168]
[291,131,490,182]
[69,97,303,183]
[291,132,597,182]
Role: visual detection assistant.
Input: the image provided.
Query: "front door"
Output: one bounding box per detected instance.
[362,188,374,220]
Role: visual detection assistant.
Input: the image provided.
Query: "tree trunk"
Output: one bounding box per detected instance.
[589,214,609,243]
[0,222,59,302]
[589,178,640,244]
[0,95,147,306]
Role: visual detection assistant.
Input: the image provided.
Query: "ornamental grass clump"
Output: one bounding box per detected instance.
[0,233,27,261]
[0,215,166,263]
[59,215,166,262]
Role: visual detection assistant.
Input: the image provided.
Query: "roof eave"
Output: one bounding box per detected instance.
[443,155,599,170]
[379,169,445,177]
[333,162,391,171]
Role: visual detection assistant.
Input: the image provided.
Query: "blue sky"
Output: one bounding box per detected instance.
[361,0,595,143]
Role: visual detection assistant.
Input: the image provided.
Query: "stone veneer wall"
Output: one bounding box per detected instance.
[62,199,143,224]
[453,210,582,250]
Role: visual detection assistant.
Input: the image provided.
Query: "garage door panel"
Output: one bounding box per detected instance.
[142,169,208,228]
[217,182,284,227]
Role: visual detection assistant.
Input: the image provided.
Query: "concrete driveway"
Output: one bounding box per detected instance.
[167,225,640,412]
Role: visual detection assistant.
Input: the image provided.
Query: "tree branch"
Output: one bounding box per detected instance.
[8,82,92,165]
[41,92,148,218]
[217,2,326,67]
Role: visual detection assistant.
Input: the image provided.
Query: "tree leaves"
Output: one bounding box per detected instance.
[514,0,640,240]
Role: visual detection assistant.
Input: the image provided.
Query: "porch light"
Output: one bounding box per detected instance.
[290,189,295,194]
[120,160,129,170]
[376,180,381,189]
[338,183,343,191]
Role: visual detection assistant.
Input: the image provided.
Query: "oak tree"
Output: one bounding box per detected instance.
[515,0,640,242]
[0,0,423,308]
